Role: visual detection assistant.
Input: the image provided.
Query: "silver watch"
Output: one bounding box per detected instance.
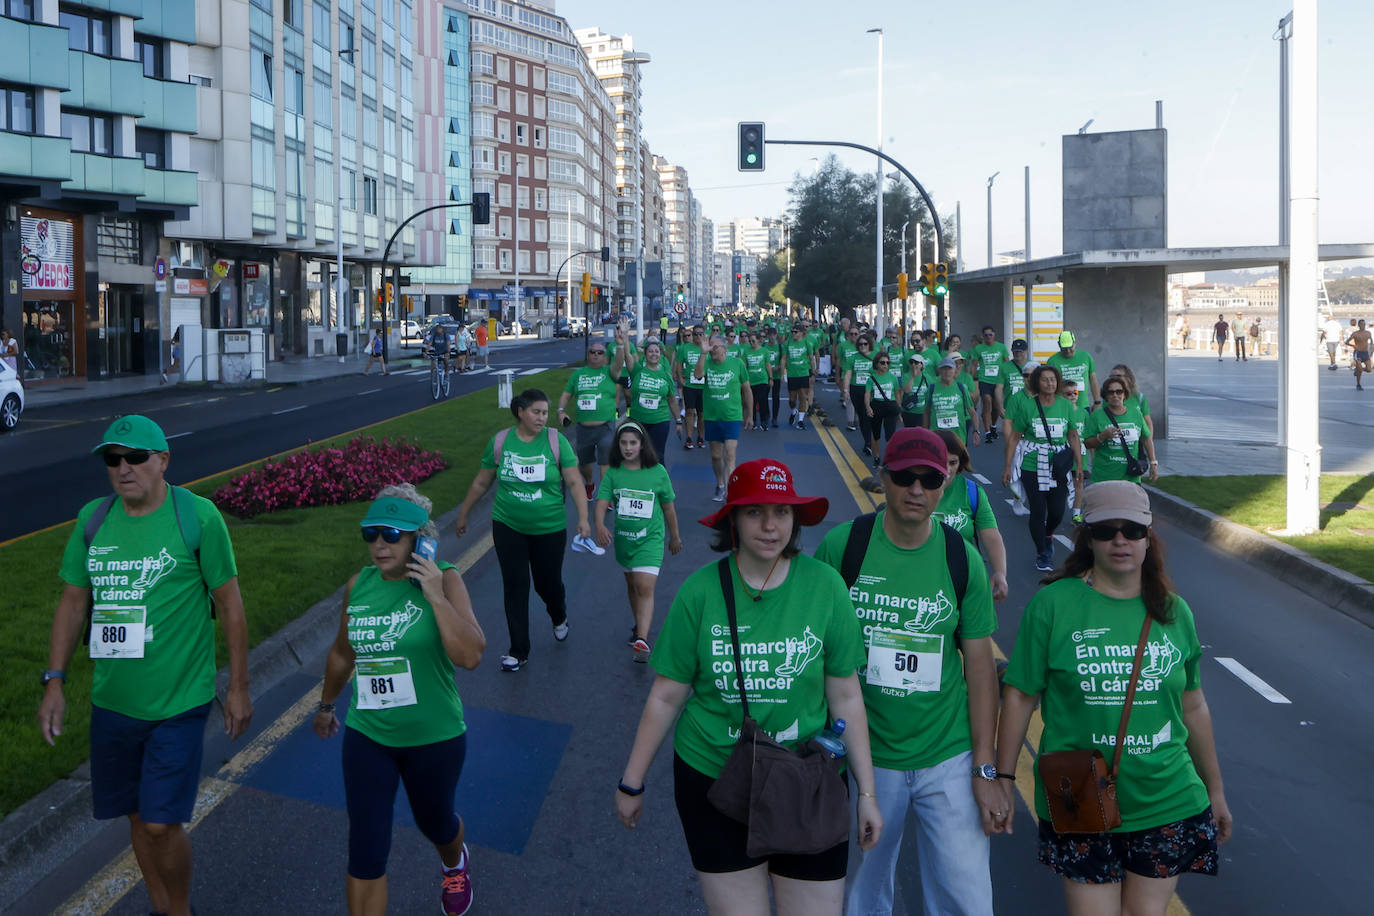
[971,763,998,781]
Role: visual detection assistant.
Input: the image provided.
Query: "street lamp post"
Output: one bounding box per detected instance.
[899,218,909,335]
[334,46,357,359]
[986,170,1000,268]
[868,27,884,336]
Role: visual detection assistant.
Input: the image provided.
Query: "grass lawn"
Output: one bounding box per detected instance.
[1152,474,1374,578]
[1,369,571,819]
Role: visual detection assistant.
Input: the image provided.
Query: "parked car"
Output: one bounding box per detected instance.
[400,320,421,340]
[0,360,24,431]
[501,319,530,337]
[551,317,587,338]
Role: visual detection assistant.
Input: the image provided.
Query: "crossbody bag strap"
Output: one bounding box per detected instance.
[1034,398,1060,447]
[716,557,750,723]
[1109,615,1155,778]
[1106,409,1143,462]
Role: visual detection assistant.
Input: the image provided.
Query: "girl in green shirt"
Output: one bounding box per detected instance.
[315,486,486,915]
[594,421,683,663]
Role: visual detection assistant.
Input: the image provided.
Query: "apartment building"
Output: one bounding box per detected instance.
[2,1,201,383]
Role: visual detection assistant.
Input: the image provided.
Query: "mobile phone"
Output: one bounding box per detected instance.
[410,536,438,587]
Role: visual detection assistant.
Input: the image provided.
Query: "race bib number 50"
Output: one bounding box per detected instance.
[89,605,147,659]
[354,657,418,710]
[866,628,943,692]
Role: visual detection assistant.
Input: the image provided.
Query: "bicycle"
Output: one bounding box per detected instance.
[427,349,452,400]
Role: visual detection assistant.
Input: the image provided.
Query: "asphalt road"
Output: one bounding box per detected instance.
[12,373,1373,916]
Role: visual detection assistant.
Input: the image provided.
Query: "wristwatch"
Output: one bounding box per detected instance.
[41,669,66,686]
[971,763,998,781]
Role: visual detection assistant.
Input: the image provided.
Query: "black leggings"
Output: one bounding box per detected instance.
[849,385,872,445]
[491,520,568,659]
[770,377,782,423]
[343,728,466,880]
[869,402,899,443]
[901,410,924,428]
[751,383,771,426]
[1020,468,1068,555]
[642,420,671,462]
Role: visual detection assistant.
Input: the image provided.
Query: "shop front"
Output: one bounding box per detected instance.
[20,209,83,382]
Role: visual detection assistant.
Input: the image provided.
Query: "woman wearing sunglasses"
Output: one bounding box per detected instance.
[842,334,877,455]
[863,352,902,469]
[1083,379,1158,484]
[315,484,487,916]
[995,481,1232,916]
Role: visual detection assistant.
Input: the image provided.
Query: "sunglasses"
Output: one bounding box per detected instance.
[1087,521,1149,541]
[102,449,154,467]
[875,360,889,366]
[884,467,946,490]
[588,349,606,355]
[1104,388,1127,397]
[361,526,408,543]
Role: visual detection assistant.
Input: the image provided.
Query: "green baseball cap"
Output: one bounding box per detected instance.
[1058,330,1076,348]
[360,496,429,531]
[91,415,169,454]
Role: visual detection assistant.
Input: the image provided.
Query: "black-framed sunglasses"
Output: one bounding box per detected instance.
[102,449,154,467]
[1104,388,1127,397]
[588,349,606,355]
[858,341,871,349]
[875,360,889,367]
[884,467,946,490]
[362,526,408,543]
[1087,521,1149,541]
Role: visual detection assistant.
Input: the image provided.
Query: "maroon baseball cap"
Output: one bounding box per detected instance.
[699,458,829,529]
[881,427,948,475]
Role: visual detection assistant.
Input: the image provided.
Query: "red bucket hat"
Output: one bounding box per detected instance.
[698,458,830,529]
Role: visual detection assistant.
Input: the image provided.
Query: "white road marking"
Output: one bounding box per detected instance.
[271,405,307,415]
[1054,534,1075,550]
[518,367,547,375]
[1215,657,1292,704]
[403,368,431,376]
[971,472,991,485]
[463,367,491,375]
[166,431,192,439]
[358,387,382,395]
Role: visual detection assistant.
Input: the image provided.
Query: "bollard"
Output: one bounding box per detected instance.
[495,369,516,409]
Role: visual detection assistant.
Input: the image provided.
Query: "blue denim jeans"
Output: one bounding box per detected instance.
[844,750,993,916]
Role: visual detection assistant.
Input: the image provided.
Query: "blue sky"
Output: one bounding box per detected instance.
[566,0,1372,268]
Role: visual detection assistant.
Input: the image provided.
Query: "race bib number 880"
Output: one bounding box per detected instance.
[89,605,147,659]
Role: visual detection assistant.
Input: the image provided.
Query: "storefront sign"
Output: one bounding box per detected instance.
[243,264,260,279]
[20,216,74,292]
[173,278,208,295]
[212,259,232,278]
[154,280,167,292]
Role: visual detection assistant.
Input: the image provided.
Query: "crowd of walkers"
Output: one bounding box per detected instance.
[37,315,1231,916]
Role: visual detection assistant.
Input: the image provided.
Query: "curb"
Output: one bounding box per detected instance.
[1146,485,1374,629]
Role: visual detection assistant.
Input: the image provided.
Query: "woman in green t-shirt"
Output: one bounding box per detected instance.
[1084,378,1158,484]
[594,421,684,663]
[931,430,1009,601]
[995,481,1232,912]
[454,388,589,672]
[314,485,486,916]
[843,334,877,454]
[1002,364,1083,572]
[863,351,902,468]
[1108,362,1155,437]
[615,459,882,911]
[900,353,931,428]
[621,338,682,462]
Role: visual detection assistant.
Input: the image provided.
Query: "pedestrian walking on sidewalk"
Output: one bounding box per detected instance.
[363,328,388,376]
[558,329,624,501]
[160,327,181,384]
[1212,314,1229,361]
[475,322,490,368]
[1346,319,1371,391]
[594,420,683,662]
[696,335,754,501]
[996,482,1233,916]
[1230,313,1248,361]
[843,334,877,451]
[314,485,485,916]
[3,325,19,372]
[1084,379,1158,484]
[620,336,681,459]
[814,428,1002,916]
[863,350,902,468]
[616,458,882,916]
[39,415,253,916]
[1002,365,1082,572]
[1321,316,1343,369]
[1107,363,1155,437]
[454,388,588,672]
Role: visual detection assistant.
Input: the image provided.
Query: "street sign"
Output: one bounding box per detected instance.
[674,301,687,316]
[154,257,167,280]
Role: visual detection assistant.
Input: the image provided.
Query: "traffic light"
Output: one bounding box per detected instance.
[580,272,592,302]
[472,192,490,225]
[897,272,908,300]
[674,283,685,304]
[737,122,765,172]
[918,262,935,296]
[600,246,611,262]
[933,262,949,297]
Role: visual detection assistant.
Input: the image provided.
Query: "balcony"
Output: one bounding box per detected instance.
[141,167,197,207]
[65,152,144,197]
[0,17,71,90]
[0,133,71,181]
[67,53,145,116]
[132,0,197,43]
[140,77,197,134]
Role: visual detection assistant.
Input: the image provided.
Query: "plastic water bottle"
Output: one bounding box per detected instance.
[814,719,847,759]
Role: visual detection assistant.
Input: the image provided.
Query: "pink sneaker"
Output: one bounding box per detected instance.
[441,844,473,915]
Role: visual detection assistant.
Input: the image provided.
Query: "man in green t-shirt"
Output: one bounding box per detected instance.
[674,324,707,450]
[969,326,1012,445]
[558,333,624,501]
[815,427,1000,915]
[40,415,252,916]
[994,339,1031,436]
[782,324,817,429]
[696,335,753,501]
[1046,330,1100,411]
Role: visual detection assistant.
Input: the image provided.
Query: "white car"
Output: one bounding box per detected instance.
[0,360,24,431]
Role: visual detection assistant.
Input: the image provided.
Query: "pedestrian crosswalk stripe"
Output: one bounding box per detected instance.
[518,367,547,375]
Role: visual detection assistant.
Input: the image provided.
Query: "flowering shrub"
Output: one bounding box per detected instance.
[212,436,448,518]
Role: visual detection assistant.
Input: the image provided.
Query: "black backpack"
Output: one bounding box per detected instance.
[838,513,969,635]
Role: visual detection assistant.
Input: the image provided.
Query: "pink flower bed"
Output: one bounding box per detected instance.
[212,436,448,518]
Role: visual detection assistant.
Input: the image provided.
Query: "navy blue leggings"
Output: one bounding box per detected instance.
[342,727,467,880]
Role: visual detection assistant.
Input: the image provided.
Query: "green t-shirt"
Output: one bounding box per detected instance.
[901,375,931,414]
[1004,388,1034,428]
[931,476,998,544]
[597,463,675,559]
[676,342,704,388]
[60,486,238,721]
[1133,391,1151,416]
[997,360,1027,399]
[743,346,772,385]
[1047,350,1097,408]
[1015,396,1076,472]
[970,342,1011,382]
[628,364,675,424]
[651,554,866,778]
[481,428,578,535]
[726,343,746,362]
[1084,404,1152,482]
[1002,578,1209,832]
[836,340,857,372]
[849,354,875,388]
[784,339,814,378]
[928,379,973,442]
[345,563,466,748]
[807,330,824,353]
[921,344,944,368]
[866,371,901,402]
[702,356,747,421]
[815,514,996,770]
[564,367,618,423]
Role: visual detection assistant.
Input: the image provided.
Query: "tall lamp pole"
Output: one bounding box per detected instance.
[868,27,884,335]
[986,170,1000,268]
[334,45,356,356]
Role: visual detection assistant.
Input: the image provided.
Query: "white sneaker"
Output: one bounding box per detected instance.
[553,619,570,641]
[500,655,525,672]
[570,534,605,555]
[1011,499,1031,517]
[712,485,726,502]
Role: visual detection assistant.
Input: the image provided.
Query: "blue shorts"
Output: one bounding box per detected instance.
[705,419,741,442]
[90,701,213,824]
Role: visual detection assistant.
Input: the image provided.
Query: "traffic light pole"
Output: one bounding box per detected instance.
[379,200,482,363]
[553,248,604,352]
[764,138,949,337]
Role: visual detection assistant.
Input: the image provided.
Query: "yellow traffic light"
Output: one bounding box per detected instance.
[933,262,949,297]
[580,272,592,302]
[918,263,934,296]
[897,272,908,300]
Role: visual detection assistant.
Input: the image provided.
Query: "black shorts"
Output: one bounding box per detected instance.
[787,376,811,392]
[673,754,848,880]
[683,387,703,411]
[1037,806,1219,885]
[978,380,998,400]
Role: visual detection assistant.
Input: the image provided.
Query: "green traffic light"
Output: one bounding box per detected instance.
[935,284,948,296]
[746,152,758,164]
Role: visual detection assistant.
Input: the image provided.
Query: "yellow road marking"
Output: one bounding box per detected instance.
[814,406,1191,914]
[56,536,496,914]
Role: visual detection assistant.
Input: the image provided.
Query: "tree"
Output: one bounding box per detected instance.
[756,249,787,308]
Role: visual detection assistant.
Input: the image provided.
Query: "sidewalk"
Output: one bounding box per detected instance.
[23,332,566,410]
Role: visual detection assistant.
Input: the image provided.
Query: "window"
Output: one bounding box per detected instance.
[0,84,35,134]
[340,22,354,53]
[533,157,547,179]
[363,176,378,214]
[517,249,529,273]
[60,7,111,56]
[313,1,331,49]
[496,118,509,142]
[516,153,528,177]
[516,185,528,209]
[189,74,214,88]
[282,0,301,28]
[498,247,512,271]
[514,62,528,85]
[471,82,494,106]
[515,123,526,145]
[533,127,544,149]
[136,37,165,79]
[497,182,510,206]
[474,243,496,270]
[535,250,548,274]
[96,216,141,264]
[515,91,528,116]
[497,86,509,111]
[534,188,546,210]
[533,97,546,119]
[136,128,167,168]
[284,68,304,114]
[2,1,34,21]
[534,219,546,242]
[342,168,357,208]
[61,110,113,155]
[252,49,273,101]
[497,150,510,174]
